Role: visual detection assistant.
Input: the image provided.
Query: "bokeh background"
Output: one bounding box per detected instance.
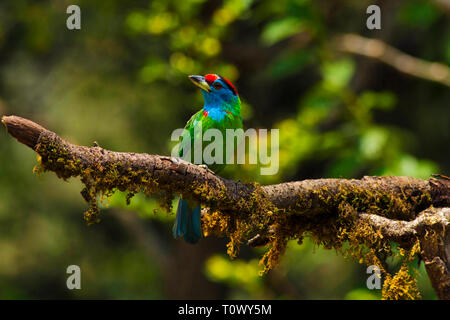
[0,0,449,299]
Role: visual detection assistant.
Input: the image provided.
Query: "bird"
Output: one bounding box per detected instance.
[173,74,243,244]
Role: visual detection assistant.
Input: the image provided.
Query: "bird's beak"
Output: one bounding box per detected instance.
[189,75,211,93]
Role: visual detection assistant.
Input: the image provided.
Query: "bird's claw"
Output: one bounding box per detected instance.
[198,164,215,174]
[160,156,183,165]
[170,157,181,165]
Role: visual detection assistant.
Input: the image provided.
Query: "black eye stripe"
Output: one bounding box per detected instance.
[217,75,238,95]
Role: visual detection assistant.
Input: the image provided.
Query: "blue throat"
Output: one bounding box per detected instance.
[202,91,238,121]
[203,105,227,121]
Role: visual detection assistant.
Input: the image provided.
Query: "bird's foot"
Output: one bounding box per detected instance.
[170,156,181,164]
[161,156,185,165]
[198,164,215,175]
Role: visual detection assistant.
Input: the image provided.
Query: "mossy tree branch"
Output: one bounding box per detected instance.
[2,115,450,299]
[359,207,450,299]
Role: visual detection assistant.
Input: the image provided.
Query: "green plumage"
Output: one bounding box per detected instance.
[179,107,243,173]
[173,74,243,244]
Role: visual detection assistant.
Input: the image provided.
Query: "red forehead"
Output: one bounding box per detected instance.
[204,74,219,84]
[204,73,238,95]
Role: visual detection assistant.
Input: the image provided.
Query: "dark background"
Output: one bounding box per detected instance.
[0,0,448,299]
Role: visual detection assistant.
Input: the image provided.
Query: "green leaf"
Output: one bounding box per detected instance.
[383,154,439,179]
[261,17,303,46]
[266,49,314,78]
[358,91,397,111]
[397,0,440,28]
[359,127,389,160]
[321,59,355,89]
[345,288,381,300]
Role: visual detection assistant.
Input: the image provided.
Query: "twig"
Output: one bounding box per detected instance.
[358,207,449,244]
[334,33,450,87]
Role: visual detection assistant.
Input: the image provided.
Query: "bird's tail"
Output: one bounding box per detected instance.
[172,197,202,244]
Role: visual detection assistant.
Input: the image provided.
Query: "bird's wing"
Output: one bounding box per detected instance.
[178,109,203,159]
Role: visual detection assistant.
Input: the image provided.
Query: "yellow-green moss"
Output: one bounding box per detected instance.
[382,241,421,300]
[35,138,170,225]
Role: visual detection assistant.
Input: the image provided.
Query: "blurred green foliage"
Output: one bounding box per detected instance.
[0,0,448,299]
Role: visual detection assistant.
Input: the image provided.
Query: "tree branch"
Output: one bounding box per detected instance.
[2,115,450,299]
[419,207,450,299]
[2,115,449,215]
[359,207,450,299]
[358,207,449,244]
[334,33,450,87]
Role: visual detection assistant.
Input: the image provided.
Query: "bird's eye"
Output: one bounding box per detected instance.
[213,82,223,90]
